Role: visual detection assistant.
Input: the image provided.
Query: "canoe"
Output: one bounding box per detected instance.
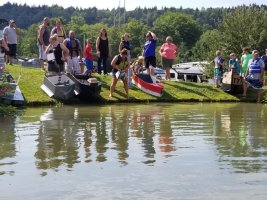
[132,73,164,97]
[40,74,77,101]
[67,73,102,101]
[0,72,24,106]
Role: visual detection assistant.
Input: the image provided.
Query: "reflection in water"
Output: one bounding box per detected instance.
[213,104,267,173]
[1,103,267,176]
[0,117,16,175]
[36,108,80,170]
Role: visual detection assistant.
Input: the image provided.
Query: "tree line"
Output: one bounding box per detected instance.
[1,3,267,76]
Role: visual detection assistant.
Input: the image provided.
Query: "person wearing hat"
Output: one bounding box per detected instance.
[3,19,19,65]
[242,50,265,103]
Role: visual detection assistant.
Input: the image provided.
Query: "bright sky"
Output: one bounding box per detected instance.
[0,0,265,10]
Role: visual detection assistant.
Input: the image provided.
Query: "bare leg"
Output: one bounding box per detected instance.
[123,78,129,98]
[242,79,249,96]
[165,67,170,80]
[109,77,118,97]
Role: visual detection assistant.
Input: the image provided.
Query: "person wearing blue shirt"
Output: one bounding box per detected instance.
[142,31,157,75]
[228,53,240,74]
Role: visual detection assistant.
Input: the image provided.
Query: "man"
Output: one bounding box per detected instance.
[50,20,66,43]
[242,50,265,103]
[3,19,19,65]
[63,30,82,74]
[37,17,50,71]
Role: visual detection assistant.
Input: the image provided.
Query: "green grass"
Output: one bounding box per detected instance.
[4,64,266,106]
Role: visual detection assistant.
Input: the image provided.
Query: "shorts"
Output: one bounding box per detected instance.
[48,63,64,73]
[38,44,47,60]
[85,58,93,71]
[214,68,222,78]
[161,57,173,69]
[66,56,81,74]
[145,56,156,68]
[112,70,127,80]
[6,44,17,57]
[246,77,263,88]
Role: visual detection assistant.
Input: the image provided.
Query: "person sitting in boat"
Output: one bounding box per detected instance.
[242,50,265,103]
[0,38,9,72]
[131,56,144,74]
[63,30,83,74]
[228,53,240,74]
[45,34,69,76]
[142,31,157,76]
[109,48,130,98]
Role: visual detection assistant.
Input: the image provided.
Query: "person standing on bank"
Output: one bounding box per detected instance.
[51,20,66,43]
[3,19,19,65]
[109,48,130,98]
[63,30,83,74]
[119,33,132,87]
[0,38,9,72]
[142,31,157,75]
[96,28,111,75]
[261,49,267,85]
[242,50,265,103]
[159,36,178,80]
[45,34,69,76]
[37,17,50,71]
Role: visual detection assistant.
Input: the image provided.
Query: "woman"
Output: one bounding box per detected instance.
[119,33,132,87]
[51,20,66,43]
[109,48,130,98]
[45,34,69,75]
[142,31,157,75]
[96,28,111,75]
[159,36,178,80]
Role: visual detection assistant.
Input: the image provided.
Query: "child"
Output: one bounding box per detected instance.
[84,38,96,74]
[228,53,240,74]
[131,56,144,74]
[214,50,224,88]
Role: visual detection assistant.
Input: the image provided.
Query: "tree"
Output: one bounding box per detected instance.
[153,12,202,49]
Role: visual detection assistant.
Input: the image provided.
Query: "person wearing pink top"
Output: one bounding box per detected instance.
[159,36,179,80]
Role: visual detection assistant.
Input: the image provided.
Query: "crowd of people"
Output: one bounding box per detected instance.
[1,17,267,102]
[34,17,179,98]
[213,48,267,103]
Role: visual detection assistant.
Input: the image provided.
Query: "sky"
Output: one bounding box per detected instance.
[0,0,265,10]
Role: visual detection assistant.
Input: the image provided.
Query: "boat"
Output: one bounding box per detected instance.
[41,73,102,101]
[131,73,164,97]
[221,71,243,93]
[40,74,77,101]
[0,72,25,106]
[66,73,102,101]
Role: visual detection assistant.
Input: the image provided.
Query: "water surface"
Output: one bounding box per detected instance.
[1,103,267,199]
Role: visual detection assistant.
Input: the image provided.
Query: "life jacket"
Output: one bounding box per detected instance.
[66,38,80,58]
[53,27,66,38]
[249,58,261,74]
[122,40,130,50]
[114,55,127,70]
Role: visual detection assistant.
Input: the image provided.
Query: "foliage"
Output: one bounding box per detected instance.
[0,105,20,117]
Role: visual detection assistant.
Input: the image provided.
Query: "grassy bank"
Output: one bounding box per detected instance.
[4,64,266,106]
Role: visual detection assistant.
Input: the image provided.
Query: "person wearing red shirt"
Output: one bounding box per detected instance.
[84,38,96,74]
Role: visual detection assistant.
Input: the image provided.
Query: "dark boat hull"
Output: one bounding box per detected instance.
[67,74,102,101]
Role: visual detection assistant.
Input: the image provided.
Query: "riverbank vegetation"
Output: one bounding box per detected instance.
[6,65,263,106]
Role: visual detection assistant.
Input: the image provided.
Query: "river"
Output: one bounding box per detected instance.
[1,103,267,199]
